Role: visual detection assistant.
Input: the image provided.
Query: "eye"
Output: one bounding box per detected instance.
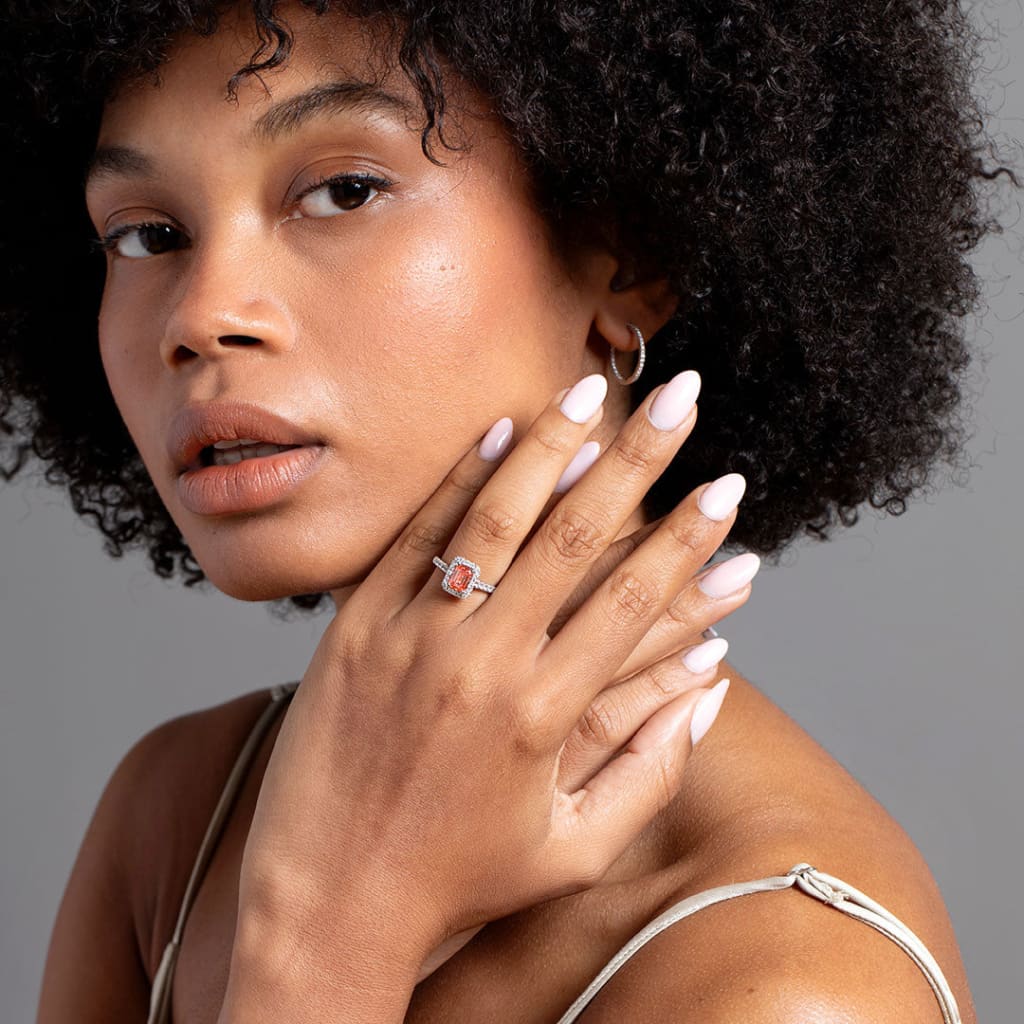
[91,222,186,260]
[289,172,390,220]
[89,172,391,260]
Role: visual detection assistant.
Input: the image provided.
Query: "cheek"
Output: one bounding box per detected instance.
[97,298,150,439]
[294,194,564,431]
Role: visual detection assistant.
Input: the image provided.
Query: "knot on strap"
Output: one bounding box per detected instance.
[787,863,849,906]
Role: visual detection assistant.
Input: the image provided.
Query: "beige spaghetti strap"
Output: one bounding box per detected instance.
[147,692,961,1024]
[554,862,962,1024]
[146,681,299,1024]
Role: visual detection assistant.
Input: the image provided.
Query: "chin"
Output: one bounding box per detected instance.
[191,540,372,605]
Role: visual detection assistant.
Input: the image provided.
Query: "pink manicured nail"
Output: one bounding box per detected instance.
[554,440,601,493]
[478,417,514,461]
[697,552,761,599]
[559,373,608,423]
[681,636,729,674]
[697,473,747,520]
[691,678,730,746]
[647,370,701,431]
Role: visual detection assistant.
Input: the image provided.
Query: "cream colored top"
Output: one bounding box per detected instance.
[146,682,962,1024]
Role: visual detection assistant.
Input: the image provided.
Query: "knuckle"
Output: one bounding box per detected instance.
[577,698,624,748]
[664,594,693,626]
[663,514,707,559]
[605,568,660,625]
[530,424,570,460]
[446,466,484,499]
[542,506,609,564]
[646,659,684,698]
[465,502,521,545]
[433,665,484,718]
[509,692,554,755]
[398,520,449,556]
[610,435,655,479]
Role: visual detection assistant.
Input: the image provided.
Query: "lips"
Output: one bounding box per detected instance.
[168,400,323,474]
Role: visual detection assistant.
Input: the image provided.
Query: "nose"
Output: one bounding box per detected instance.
[158,236,295,368]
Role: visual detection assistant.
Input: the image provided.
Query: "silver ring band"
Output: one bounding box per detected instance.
[433,556,497,599]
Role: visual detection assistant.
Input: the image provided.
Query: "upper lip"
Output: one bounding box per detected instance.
[169,400,323,474]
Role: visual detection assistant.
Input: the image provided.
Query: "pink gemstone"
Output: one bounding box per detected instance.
[448,564,474,593]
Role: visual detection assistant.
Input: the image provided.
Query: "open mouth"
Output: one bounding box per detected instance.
[198,441,304,468]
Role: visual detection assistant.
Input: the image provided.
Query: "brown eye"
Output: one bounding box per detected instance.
[100,222,185,260]
[294,174,387,219]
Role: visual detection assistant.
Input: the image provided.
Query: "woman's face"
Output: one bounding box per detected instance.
[85,2,639,606]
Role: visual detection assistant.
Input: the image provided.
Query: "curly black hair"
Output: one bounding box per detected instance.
[1,0,1019,619]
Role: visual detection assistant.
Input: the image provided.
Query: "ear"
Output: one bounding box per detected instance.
[592,256,680,362]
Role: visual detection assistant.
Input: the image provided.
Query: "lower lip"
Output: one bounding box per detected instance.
[177,446,326,516]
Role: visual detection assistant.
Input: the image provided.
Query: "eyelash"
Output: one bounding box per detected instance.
[89,171,393,258]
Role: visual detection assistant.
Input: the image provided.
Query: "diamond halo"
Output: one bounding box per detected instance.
[432,555,497,599]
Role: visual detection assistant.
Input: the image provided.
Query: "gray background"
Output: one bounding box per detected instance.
[2,2,1022,1020]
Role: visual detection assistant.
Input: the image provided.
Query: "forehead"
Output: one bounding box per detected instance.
[95,2,460,147]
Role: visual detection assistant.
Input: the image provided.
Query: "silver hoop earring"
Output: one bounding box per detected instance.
[609,323,646,385]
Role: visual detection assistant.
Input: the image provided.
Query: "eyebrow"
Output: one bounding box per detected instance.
[84,78,418,189]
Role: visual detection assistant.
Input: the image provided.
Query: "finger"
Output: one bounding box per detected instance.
[359,416,515,614]
[608,556,755,681]
[557,638,729,794]
[473,370,702,640]
[546,517,665,640]
[535,480,754,735]
[554,679,731,887]
[402,374,608,623]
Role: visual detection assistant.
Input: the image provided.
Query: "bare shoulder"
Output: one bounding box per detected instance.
[37,684,281,1021]
[117,685,285,976]
[576,668,978,1023]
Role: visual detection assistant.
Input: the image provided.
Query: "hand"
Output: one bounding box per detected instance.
[234,369,755,983]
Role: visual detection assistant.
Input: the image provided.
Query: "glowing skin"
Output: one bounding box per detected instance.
[72,9,978,1022]
[84,2,670,608]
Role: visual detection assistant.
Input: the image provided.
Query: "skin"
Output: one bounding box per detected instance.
[90,1,667,603]
[58,2,979,1021]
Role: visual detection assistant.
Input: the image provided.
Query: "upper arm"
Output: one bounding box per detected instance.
[36,724,163,1023]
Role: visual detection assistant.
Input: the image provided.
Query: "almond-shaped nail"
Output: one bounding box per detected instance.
[478,417,514,461]
[697,552,761,599]
[691,678,730,746]
[554,440,601,493]
[559,373,608,423]
[647,370,701,431]
[681,636,729,674]
[697,473,746,521]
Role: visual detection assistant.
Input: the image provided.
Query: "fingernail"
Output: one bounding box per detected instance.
[560,373,608,423]
[697,473,746,521]
[697,552,761,599]
[478,417,514,461]
[646,370,701,431]
[681,636,729,673]
[691,679,730,746]
[554,441,601,493]
[701,625,720,640]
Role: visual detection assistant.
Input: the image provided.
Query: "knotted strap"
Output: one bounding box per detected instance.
[554,862,962,1024]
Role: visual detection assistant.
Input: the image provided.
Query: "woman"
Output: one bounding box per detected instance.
[3,0,1014,1020]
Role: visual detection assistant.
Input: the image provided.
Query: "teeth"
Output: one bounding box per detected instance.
[210,443,297,466]
[212,438,263,450]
